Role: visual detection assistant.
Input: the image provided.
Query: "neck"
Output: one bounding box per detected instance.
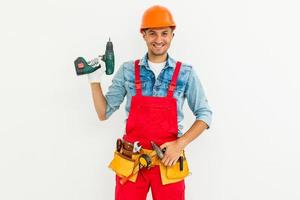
[147,52,168,63]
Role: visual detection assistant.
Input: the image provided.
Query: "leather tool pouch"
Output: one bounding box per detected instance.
[108,151,135,178]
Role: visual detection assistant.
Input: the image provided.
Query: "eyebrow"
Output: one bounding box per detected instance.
[148,30,169,34]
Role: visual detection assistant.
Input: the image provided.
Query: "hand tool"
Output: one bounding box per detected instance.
[116,138,123,153]
[138,154,152,168]
[120,149,157,185]
[74,38,114,76]
[179,156,183,171]
[133,141,142,153]
[150,141,166,159]
[151,141,184,170]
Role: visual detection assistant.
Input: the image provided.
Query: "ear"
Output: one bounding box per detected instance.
[142,30,147,40]
[171,32,175,40]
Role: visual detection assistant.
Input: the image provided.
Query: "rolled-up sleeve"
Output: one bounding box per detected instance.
[184,67,212,128]
[105,64,127,119]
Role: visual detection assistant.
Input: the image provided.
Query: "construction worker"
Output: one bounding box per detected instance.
[88,5,212,200]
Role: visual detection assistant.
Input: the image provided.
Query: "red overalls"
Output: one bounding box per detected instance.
[115,60,185,200]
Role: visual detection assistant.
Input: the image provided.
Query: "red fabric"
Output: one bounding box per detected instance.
[115,166,185,200]
[116,60,184,199]
[123,60,182,149]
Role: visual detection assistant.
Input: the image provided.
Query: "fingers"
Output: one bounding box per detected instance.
[171,159,177,166]
[162,156,178,166]
[160,143,168,150]
[164,159,177,166]
[159,141,180,166]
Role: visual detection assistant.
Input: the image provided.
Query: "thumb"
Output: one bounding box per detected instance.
[160,142,169,150]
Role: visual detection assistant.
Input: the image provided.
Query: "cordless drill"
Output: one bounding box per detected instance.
[74,38,115,76]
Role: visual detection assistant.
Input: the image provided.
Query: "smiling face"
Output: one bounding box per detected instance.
[142,27,174,61]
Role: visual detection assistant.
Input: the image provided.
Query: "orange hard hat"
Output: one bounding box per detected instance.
[140,5,176,32]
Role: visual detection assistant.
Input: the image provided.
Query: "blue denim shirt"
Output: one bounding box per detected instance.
[105,54,212,136]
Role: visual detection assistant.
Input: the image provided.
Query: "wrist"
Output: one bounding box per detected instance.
[177,137,188,149]
[87,68,104,83]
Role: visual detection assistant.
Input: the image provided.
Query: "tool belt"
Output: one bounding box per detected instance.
[108,139,190,185]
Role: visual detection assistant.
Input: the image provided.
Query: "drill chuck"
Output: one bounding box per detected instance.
[102,38,114,75]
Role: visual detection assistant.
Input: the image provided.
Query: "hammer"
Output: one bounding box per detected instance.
[150,141,166,159]
[151,141,184,171]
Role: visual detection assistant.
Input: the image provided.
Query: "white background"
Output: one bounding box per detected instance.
[1,0,300,199]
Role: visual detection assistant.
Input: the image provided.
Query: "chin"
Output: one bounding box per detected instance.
[152,52,166,56]
[151,49,167,56]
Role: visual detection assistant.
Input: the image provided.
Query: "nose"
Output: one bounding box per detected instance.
[154,35,163,43]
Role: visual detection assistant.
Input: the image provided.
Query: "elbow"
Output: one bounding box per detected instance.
[195,110,213,128]
[97,113,107,121]
[98,116,107,121]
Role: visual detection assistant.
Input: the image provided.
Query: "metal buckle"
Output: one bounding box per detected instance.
[168,83,176,91]
[135,81,142,89]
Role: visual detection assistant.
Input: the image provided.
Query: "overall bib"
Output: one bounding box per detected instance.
[115,60,185,200]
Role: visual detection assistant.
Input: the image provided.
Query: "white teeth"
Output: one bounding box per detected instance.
[153,44,163,48]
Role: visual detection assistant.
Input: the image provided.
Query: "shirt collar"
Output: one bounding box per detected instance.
[138,53,177,70]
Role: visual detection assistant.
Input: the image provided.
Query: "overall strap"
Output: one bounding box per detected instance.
[167,61,182,97]
[135,59,182,97]
[134,60,142,96]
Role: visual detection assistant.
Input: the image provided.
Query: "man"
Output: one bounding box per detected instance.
[88,5,212,200]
